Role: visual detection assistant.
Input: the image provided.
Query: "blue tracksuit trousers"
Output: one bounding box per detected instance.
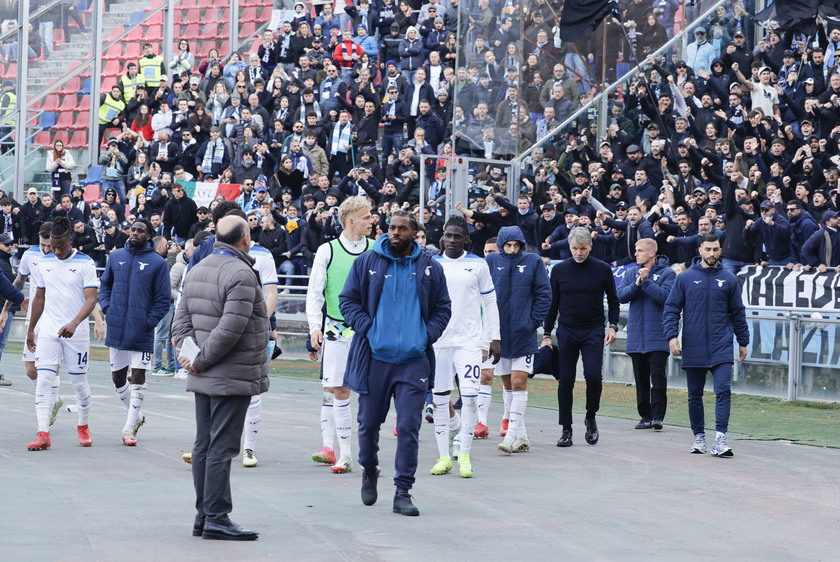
[357,355,429,491]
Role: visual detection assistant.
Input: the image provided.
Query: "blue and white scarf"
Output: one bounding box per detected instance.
[330,122,352,155]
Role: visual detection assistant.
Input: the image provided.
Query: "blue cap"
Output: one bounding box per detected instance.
[120,221,131,229]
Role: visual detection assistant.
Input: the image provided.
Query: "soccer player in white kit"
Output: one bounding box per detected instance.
[430,216,500,478]
[306,197,374,474]
[1,222,63,424]
[26,218,100,450]
[241,238,279,467]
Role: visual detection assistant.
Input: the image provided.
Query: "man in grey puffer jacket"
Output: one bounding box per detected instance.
[172,214,269,541]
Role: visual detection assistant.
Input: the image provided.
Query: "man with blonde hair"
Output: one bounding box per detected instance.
[306,197,374,473]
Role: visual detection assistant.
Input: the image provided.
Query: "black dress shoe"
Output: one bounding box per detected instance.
[202,515,258,541]
[651,419,663,431]
[361,469,379,506]
[635,419,652,430]
[584,417,599,445]
[192,515,205,537]
[393,489,419,516]
[556,427,572,447]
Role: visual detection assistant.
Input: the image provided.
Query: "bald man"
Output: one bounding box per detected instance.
[172,214,269,540]
[616,238,675,431]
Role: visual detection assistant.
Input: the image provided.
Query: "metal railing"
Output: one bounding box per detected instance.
[515,0,729,168]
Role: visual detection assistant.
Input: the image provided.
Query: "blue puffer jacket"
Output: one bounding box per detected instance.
[339,235,451,394]
[485,226,552,358]
[789,210,819,264]
[616,255,676,354]
[99,242,172,352]
[662,257,750,369]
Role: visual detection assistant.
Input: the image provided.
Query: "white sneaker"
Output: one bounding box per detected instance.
[174,369,188,380]
[691,433,707,454]
[243,449,258,467]
[710,433,733,457]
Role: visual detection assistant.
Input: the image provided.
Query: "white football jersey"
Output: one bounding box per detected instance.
[29,250,99,340]
[249,242,279,298]
[18,246,45,321]
[433,252,500,348]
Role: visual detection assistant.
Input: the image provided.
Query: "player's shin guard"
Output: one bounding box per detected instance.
[509,390,528,440]
[69,373,91,425]
[320,392,335,449]
[115,382,130,409]
[334,397,352,461]
[433,394,450,458]
[243,395,261,451]
[125,384,146,434]
[477,384,492,425]
[35,367,58,432]
[503,388,512,420]
[459,394,477,456]
[50,374,61,412]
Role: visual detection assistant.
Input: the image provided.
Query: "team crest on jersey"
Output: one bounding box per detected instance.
[369,270,376,276]
[425,266,432,276]
[517,265,527,273]
[653,274,660,281]
[138,262,149,271]
[715,278,726,287]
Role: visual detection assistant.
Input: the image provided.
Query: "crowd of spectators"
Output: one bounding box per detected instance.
[7,0,840,285]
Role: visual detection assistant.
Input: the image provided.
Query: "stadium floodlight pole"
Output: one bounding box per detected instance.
[516,0,727,165]
[164,0,175,83]
[449,0,462,156]
[231,0,240,55]
[13,0,30,201]
[88,0,104,168]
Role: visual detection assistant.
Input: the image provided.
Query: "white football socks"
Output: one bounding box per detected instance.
[69,372,91,426]
[115,382,130,408]
[243,395,261,451]
[35,368,58,432]
[432,394,450,458]
[333,397,352,462]
[320,392,335,449]
[459,394,477,455]
[502,388,512,420]
[477,384,492,426]
[124,384,146,434]
[509,390,528,441]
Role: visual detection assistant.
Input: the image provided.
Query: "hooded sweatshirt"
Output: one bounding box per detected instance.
[367,235,428,364]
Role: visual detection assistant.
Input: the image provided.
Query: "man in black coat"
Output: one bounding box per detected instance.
[20,188,48,247]
[163,184,198,244]
[178,130,201,178]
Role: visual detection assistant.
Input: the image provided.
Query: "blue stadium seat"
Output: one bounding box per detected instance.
[124,10,144,28]
[38,111,56,130]
[79,165,103,186]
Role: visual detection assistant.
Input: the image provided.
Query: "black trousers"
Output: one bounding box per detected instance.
[328,151,352,180]
[629,351,669,422]
[192,393,250,519]
[556,324,604,428]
